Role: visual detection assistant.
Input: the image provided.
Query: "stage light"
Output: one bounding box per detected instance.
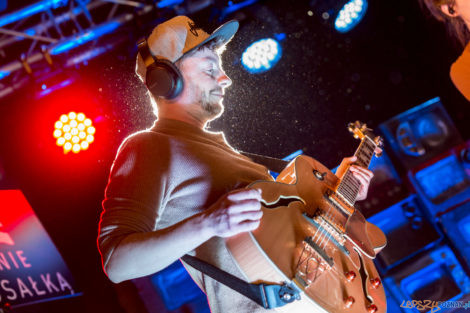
[334,0,368,33]
[241,38,282,74]
[77,113,85,121]
[54,112,95,154]
[310,0,368,33]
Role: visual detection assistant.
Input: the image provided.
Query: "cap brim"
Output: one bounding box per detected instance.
[186,20,239,55]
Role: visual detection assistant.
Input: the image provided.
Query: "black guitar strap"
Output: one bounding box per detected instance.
[180,152,299,309]
[181,254,299,309]
[240,151,289,173]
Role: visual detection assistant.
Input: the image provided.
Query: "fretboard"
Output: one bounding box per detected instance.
[336,136,376,206]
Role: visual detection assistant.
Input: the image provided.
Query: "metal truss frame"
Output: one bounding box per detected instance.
[0,0,258,100]
[0,0,177,99]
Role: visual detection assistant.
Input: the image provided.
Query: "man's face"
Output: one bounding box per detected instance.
[177,48,232,121]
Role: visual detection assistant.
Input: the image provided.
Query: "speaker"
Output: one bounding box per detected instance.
[383,245,470,313]
[407,141,470,218]
[149,261,209,312]
[379,97,463,170]
[439,200,470,275]
[367,195,442,273]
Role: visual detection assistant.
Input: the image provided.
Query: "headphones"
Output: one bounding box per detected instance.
[137,38,184,99]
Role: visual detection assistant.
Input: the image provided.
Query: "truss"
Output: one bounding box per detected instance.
[0,0,190,99]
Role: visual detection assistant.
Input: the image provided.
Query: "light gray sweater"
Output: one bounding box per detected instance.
[98,118,274,312]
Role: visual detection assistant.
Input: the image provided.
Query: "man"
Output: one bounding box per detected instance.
[98,16,374,313]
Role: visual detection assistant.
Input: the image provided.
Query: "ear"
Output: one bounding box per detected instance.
[440,4,458,17]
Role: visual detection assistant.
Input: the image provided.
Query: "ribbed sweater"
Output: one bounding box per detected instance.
[98,118,273,313]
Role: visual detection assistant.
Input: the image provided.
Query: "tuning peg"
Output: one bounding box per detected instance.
[374,136,383,147]
[347,123,355,133]
[374,148,383,157]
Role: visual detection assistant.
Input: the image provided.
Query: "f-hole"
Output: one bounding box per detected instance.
[262,196,304,209]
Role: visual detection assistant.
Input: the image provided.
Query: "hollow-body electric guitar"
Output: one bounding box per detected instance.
[227,122,387,313]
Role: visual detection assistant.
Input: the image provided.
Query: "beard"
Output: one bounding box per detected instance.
[199,89,224,119]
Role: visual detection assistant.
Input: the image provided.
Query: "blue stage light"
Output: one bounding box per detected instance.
[0,70,9,80]
[50,21,121,55]
[241,38,282,74]
[334,0,368,33]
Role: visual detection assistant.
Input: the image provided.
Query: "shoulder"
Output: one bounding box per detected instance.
[117,130,169,155]
[450,43,470,101]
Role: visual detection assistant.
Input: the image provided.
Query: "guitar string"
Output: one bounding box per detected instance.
[318,211,331,248]
[322,213,336,250]
[297,137,378,285]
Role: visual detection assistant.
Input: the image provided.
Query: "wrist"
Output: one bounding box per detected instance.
[192,211,215,240]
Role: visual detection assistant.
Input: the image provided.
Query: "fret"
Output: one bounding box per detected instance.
[338,184,355,202]
[344,174,360,192]
[336,135,377,206]
[339,185,355,202]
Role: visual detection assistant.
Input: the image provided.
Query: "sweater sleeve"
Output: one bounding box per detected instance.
[450,43,470,101]
[97,132,171,270]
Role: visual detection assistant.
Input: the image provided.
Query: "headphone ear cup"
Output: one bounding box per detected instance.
[146,59,184,99]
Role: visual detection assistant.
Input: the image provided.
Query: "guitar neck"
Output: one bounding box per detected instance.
[336,136,377,206]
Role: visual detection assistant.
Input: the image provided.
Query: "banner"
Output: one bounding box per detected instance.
[0,190,79,308]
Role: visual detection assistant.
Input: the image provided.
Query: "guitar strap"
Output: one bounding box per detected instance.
[240,151,289,173]
[180,152,299,309]
[181,254,299,309]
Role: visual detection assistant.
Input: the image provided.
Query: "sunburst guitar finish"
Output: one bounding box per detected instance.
[227,122,387,313]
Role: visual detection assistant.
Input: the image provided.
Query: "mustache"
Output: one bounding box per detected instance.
[210,88,224,95]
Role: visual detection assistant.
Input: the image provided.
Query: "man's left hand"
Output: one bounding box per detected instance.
[336,156,374,201]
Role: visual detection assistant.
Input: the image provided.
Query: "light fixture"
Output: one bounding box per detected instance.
[334,0,368,33]
[53,112,95,154]
[241,38,282,74]
[310,0,368,33]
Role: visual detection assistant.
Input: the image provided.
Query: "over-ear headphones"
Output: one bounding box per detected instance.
[137,38,184,99]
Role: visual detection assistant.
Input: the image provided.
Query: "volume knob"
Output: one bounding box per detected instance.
[370,278,381,289]
[344,296,355,308]
[367,304,378,313]
[345,271,356,282]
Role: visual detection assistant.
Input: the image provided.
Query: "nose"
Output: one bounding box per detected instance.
[218,71,232,89]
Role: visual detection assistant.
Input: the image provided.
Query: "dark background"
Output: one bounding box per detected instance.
[0,0,469,312]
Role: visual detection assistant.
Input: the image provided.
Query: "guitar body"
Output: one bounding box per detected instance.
[226,155,387,313]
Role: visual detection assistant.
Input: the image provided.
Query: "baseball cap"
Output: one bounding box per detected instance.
[136,16,239,82]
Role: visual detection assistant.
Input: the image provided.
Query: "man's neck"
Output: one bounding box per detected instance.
[158,104,208,129]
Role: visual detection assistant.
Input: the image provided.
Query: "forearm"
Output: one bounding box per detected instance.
[105,212,213,283]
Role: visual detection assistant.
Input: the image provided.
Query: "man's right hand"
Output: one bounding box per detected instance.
[102,188,263,283]
[202,188,263,238]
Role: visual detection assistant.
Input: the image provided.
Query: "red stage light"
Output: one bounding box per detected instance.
[54,112,95,154]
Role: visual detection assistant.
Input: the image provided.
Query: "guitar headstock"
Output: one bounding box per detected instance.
[347,121,383,157]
